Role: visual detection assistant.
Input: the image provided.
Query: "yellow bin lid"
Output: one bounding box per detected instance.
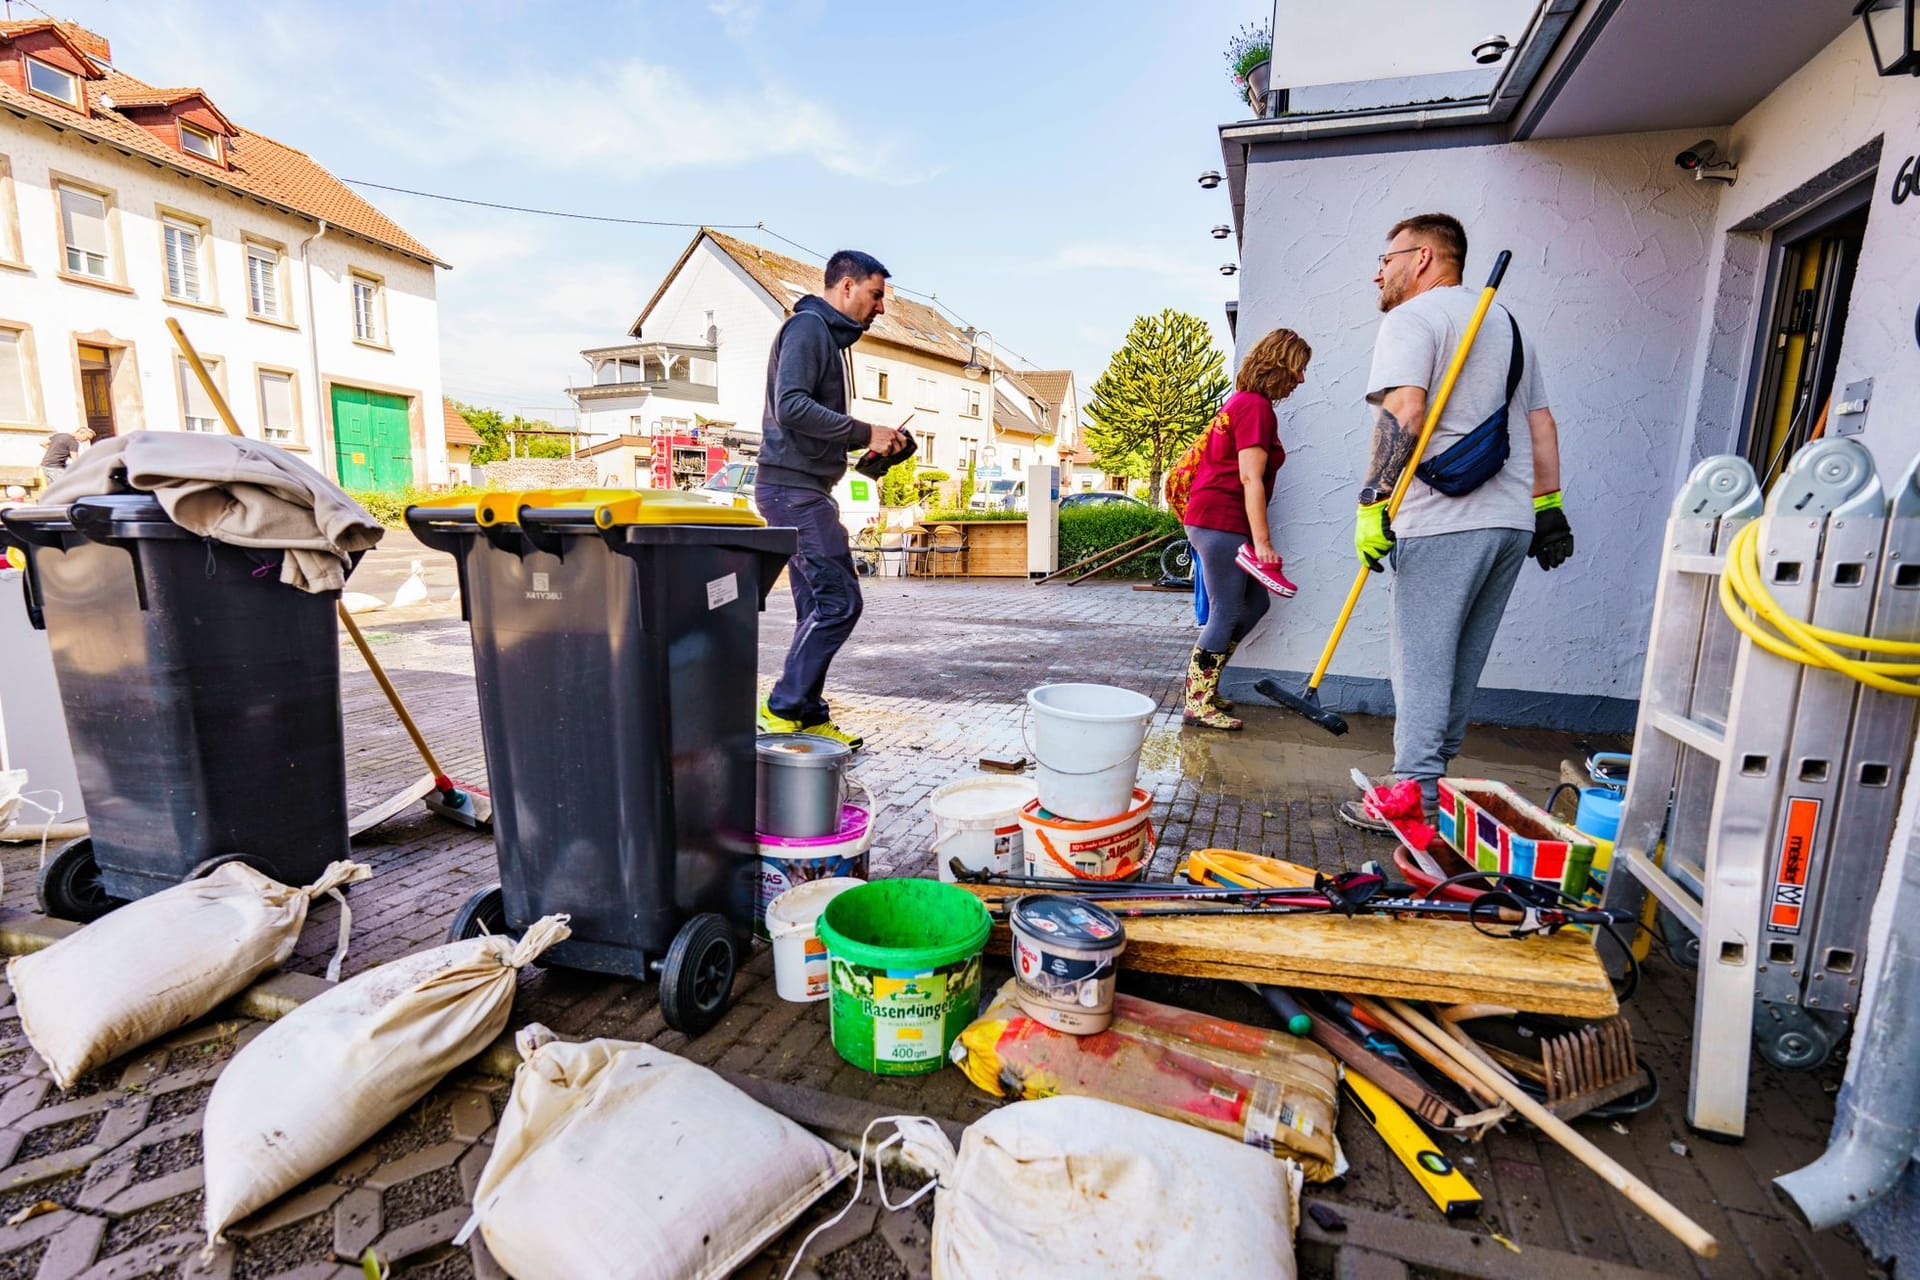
[412,487,765,529]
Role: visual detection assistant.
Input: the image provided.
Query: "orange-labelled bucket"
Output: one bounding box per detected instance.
[1017,789,1154,882]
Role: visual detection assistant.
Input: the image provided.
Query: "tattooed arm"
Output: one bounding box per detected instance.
[1362,386,1429,494]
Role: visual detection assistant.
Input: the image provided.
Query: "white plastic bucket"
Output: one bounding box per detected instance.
[1020,789,1154,883]
[755,799,874,939]
[932,775,1038,882]
[1026,683,1156,820]
[767,877,865,1002]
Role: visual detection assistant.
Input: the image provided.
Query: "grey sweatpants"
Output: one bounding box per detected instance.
[1389,527,1531,804]
[1186,524,1270,653]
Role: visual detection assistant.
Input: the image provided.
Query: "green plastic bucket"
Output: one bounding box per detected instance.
[817,878,992,1075]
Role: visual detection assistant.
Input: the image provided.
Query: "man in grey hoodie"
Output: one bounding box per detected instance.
[755,249,905,748]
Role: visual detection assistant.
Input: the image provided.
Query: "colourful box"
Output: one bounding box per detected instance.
[1437,779,1596,899]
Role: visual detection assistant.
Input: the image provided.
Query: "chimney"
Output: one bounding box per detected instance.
[57,23,111,65]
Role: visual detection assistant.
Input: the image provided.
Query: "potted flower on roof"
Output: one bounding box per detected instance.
[1226,20,1272,117]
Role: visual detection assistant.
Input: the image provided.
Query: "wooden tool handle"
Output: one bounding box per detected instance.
[1385,999,1719,1258]
[1353,995,1500,1107]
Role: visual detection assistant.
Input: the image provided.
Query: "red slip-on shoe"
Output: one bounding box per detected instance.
[1236,543,1299,597]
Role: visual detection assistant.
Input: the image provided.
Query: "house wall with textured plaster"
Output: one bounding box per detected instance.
[1231,130,1721,723]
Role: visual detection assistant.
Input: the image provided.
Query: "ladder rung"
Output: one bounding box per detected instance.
[1671,552,1727,577]
[1649,709,1726,759]
[1617,847,1704,934]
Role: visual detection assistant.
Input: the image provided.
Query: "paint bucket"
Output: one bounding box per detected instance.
[817,878,992,1076]
[756,732,851,838]
[754,799,874,940]
[766,876,865,1003]
[1009,894,1126,1034]
[1025,683,1156,820]
[1019,789,1154,882]
[931,775,1037,882]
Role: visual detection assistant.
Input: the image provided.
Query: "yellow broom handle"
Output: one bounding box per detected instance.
[165,318,450,782]
[1306,251,1512,689]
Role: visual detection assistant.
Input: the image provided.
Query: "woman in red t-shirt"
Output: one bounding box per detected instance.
[1182,328,1312,730]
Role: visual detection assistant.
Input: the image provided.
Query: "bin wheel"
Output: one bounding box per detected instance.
[659,913,737,1036]
[448,885,509,944]
[188,853,275,882]
[38,838,124,924]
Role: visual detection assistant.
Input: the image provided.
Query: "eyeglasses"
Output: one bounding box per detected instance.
[1377,247,1424,267]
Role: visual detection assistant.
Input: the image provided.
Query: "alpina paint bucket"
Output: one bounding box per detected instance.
[1025,683,1156,820]
[931,775,1037,882]
[817,878,991,1076]
[766,876,865,1003]
[1009,895,1126,1034]
[1019,789,1154,883]
[754,802,873,940]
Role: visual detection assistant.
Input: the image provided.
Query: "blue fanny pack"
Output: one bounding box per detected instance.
[1415,312,1523,498]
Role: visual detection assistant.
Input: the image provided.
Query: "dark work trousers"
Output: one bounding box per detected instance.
[756,482,864,725]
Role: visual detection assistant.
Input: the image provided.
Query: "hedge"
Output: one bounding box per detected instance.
[1057,505,1184,579]
[348,485,475,529]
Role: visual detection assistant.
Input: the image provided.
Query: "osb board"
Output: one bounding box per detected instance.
[961,884,1617,1019]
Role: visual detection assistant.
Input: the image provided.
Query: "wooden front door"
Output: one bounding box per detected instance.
[330,386,413,491]
[78,345,115,438]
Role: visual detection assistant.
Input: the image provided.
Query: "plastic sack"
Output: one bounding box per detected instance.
[951,979,1340,1181]
[462,1024,854,1280]
[931,1095,1299,1279]
[9,860,369,1089]
[202,916,569,1244]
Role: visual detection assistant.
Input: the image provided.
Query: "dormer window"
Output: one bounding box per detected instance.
[180,122,221,162]
[25,56,81,107]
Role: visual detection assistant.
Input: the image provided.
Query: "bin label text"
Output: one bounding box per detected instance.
[706,573,739,610]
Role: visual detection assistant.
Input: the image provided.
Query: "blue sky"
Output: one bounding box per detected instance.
[45,0,1275,423]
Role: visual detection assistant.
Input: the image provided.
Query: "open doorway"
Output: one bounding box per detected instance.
[77,343,117,439]
[1743,189,1870,489]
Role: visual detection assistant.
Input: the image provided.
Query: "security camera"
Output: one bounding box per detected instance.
[1675,139,1737,183]
[1472,35,1511,64]
[1198,170,1222,190]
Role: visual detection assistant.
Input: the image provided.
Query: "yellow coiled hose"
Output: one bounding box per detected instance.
[1718,520,1920,697]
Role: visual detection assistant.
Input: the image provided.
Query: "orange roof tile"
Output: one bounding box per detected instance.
[443,399,481,446]
[0,37,441,266]
[0,20,105,74]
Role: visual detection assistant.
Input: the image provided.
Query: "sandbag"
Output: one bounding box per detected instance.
[932,1095,1300,1279]
[463,1025,854,1280]
[202,916,569,1243]
[952,979,1340,1180]
[9,860,369,1089]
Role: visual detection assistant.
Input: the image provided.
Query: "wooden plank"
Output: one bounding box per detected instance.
[958,885,1619,1018]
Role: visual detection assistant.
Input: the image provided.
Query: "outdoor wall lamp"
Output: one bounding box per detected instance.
[962,328,994,381]
[1220,264,1239,276]
[1472,34,1511,64]
[1211,225,1232,239]
[1198,170,1222,189]
[1856,0,1920,75]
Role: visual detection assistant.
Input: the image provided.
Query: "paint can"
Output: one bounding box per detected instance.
[765,876,865,1003]
[1009,894,1126,1034]
[756,732,851,838]
[1019,789,1154,882]
[1025,683,1155,820]
[754,800,873,939]
[931,775,1037,882]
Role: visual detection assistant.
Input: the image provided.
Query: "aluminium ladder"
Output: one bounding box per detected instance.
[1604,440,1920,1138]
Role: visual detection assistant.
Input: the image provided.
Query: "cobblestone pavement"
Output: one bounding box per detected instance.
[0,557,1885,1278]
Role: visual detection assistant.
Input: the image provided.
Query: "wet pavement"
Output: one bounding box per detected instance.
[0,565,1883,1278]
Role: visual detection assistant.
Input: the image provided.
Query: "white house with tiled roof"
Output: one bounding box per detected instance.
[0,19,448,492]
[570,227,1073,486]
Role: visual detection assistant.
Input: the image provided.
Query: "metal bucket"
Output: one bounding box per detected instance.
[756,732,851,838]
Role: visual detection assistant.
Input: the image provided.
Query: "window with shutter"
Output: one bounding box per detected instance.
[258,370,296,442]
[163,218,203,302]
[58,186,108,279]
[246,243,281,318]
[915,376,938,410]
[177,355,223,432]
[0,330,30,424]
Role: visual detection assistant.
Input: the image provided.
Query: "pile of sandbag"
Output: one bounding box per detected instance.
[10,859,369,1089]
[202,916,569,1244]
[462,1025,854,1280]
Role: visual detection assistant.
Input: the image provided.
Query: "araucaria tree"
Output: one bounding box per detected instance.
[1084,310,1230,507]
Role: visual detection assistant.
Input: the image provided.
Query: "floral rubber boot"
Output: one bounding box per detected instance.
[1183,647,1242,730]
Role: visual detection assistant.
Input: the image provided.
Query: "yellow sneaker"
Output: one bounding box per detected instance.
[798,720,865,751]
[757,700,803,734]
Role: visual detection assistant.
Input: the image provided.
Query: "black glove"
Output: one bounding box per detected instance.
[1531,505,1574,571]
[854,428,917,480]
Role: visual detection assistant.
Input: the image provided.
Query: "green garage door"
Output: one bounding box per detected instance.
[331,386,413,491]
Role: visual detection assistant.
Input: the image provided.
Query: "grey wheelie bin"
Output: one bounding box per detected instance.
[406,488,795,1035]
[1,489,352,921]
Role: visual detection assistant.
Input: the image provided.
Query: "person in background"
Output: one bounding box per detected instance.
[754,249,907,749]
[1179,328,1313,730]
[39,428,90,486]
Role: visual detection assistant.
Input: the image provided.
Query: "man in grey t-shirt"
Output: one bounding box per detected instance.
[1339,213,1575,832]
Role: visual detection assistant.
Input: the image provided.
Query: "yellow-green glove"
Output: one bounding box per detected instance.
[1355,501,1396,572]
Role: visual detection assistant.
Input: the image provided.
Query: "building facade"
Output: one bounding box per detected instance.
[0,20,446,492]
[571,229,1077,491]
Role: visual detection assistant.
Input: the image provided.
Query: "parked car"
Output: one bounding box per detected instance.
[696,461,756,504]
[969,478,1027,512]
[1061,491,1148,510]
[694,460,880,532]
